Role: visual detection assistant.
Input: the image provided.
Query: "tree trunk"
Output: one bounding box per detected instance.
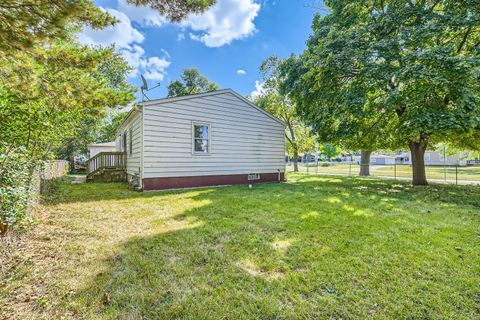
[293,149,299,172]
[359,150,371,176]
[409,138,428,186]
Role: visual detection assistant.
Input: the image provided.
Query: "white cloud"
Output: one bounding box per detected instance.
[250,80,266,99]
[110,0,260,48]
[121,45,170,80]
[237,69,247,75]
[143,56,171,81]
[117,0,166,27]
[121,45,145,77]
[183,0,260,47]
[77,7,170,82]
[77,9,144,49]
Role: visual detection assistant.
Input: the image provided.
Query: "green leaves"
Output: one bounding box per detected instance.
[0,149,35,230]
[255,57,316,159]
[284,0,480,151]
[0,0,143,231]
[0,0,117,54]
[127,0,216,22]
[167,68,219,97]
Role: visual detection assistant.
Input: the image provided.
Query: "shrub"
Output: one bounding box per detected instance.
[0,150,35,234]
[320,162,331,167]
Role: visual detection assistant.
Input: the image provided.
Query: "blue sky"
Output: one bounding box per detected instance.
[79,0,323,101]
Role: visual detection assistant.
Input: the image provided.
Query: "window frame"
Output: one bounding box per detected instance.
[122,131,127,153]
[129,128,133,155]
[192,122,211,155]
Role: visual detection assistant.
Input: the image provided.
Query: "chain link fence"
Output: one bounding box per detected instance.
[287,161,480,185]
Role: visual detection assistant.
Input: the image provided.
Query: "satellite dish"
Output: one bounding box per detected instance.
[140,75,161,101]
[141,75,148,91]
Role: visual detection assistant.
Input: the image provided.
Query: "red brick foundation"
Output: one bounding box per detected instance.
[143,172,285,191]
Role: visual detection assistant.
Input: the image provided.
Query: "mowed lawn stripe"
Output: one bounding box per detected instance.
[2,173,479,319]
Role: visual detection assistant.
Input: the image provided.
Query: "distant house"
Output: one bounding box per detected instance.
[370,154,396,165]
[87,142,116,158]
[114,89,286,190]
[396,151,468,166]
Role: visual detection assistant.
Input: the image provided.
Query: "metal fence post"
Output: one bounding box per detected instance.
[394,163,397,180]
[307,161,309,174]
[456,166,458,185]
[316,159,319,175]
[349,163,352,176]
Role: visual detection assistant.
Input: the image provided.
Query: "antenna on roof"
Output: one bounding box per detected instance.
[140,75,161,101]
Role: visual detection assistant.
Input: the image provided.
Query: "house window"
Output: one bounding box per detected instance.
[193,123,210,154]
[122,132,127,153]
[424,154,431,162]
[129,129,133,155]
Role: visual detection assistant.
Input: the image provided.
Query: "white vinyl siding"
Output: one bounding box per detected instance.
[121,111,142,177]
[142,91,285,178]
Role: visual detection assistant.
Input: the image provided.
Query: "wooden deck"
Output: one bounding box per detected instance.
[86,152,127,182]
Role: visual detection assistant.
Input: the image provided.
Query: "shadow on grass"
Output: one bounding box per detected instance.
[51,174,480,209]
[66,175,480,319]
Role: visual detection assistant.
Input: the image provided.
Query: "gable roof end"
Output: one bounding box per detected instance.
[139,89,286,127]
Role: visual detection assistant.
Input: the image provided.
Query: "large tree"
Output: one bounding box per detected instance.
[284,0,480,185]
[256,56,316,172]
[0,42,135,233]
[254,92,315,172]
[0,0,133,233]
[0,0,215,54]
[167,68,219,97]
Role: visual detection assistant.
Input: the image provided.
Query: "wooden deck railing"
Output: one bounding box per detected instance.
[86,152,126,178]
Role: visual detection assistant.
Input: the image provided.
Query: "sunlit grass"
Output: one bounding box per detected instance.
[2,174,479,319]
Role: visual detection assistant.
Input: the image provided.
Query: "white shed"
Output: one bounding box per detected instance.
[87,141,116,158]
[115,89,286,190]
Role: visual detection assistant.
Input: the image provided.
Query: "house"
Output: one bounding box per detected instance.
[396,151,468,166]
[113,89,286,190]
[370,154,396,165]
[87,141,116,158]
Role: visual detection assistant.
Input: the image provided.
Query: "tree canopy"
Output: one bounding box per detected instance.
[0,1,138,232]
[127,0,215,22]
[282,0,480,185]
[255,56,316,171]
[167,68,219,97]
[0,0,116,54]
[0,42,135,160]
[0,0,216,54]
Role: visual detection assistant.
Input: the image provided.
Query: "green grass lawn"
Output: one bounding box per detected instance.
[2,174,480,319]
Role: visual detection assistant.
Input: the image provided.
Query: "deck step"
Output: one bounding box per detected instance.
[86,152,127,183]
